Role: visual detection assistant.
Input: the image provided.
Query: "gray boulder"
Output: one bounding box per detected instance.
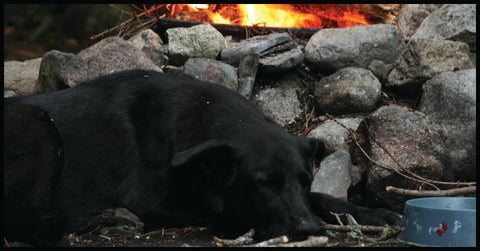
[305,24,405,77]
[184,58,238,91]
[4,57,42,95]
[397,4,442,40]
[167,23,226,66]
[411,4,476,52]
[34,50,74,93]
[350,105,454,212]
[307,117,362,154]
[314,67,381,114]
[385,38,474,95]
[59,36,162,87]
[418,69,476,181]
[311,149,353,201]
[127,29,168,67]
[252,72,302,126]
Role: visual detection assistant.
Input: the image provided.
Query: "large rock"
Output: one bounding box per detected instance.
[418,69,476,181]
[127,29,168,67]
[167,23,226,66]
[184,58,238,91]
[350,105,454,212]
[252,72,302,126]
[34,50,74,93]
[311,149,353,201]
[305,24,405,77]
[4,57,42,95]
[307,117,362,154]
[60,36,162,87]
[385,38,474,95]
[411,4,476,52]
[314,67,381,114]
[397,4,442,40]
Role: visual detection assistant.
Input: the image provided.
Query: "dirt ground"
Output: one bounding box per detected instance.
[4,225,414,247]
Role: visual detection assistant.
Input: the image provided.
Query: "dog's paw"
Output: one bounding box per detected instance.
[101,208,145,233]
[354,207,402,227]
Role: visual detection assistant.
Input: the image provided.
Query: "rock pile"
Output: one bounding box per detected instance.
[4,4,476,212]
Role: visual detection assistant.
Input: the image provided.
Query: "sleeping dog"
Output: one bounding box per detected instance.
[4,70,401,245]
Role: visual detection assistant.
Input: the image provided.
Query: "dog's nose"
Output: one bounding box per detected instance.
[295,220,321,240]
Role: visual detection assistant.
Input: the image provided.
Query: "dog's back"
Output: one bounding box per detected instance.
[5,70,284,219]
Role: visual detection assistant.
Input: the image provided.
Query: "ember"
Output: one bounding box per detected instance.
[148,4,400,29]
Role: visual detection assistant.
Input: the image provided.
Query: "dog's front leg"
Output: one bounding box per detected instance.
[308,192,402,227]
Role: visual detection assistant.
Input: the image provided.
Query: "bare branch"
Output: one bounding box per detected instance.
[320,224,398,233]
[275,236,328,247]
[213,228,255,247]
[244,235,288,247]
[386,185,476,197]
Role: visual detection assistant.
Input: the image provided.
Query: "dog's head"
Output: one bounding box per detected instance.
[170,134,325,241]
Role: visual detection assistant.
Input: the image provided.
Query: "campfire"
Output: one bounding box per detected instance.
[150,4,401,29]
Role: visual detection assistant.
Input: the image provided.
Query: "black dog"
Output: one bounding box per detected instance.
[4,70,401,245]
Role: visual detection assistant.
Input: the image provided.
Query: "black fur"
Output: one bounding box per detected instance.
[4,70,401,245]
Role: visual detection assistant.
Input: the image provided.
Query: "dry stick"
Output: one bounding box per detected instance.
[320,224,395,233]
[244,235,289,247]
[386,185,476,197]
[90,5,160,40]
[274,236,328,247]
[213,228,255,247]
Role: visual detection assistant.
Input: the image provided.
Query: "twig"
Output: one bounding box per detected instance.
[99,234,112,242]
[4,237,11,247]
[274,236,328,247]
[244,235,288,247]
[213,228,255,247]
[90,4,164,40]
[320,224,397,234]
[330,212,345,226]
[386,185,476,197]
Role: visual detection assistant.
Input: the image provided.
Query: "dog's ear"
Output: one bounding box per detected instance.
[171,139,236,188]
[295,137,325,161]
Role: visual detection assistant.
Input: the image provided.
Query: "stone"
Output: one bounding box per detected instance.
[314,67,381,114]
[167,23,226,66]
[307,117,363,154]
[418,69,476,181]
[127,29,168,67]
[59,36,162,87]
[4,57,43,95]
[184,58,238,91]
[397,4,442,40]
[311,149,352,201]
[305,24,405,75]
[252,72,302,126]
[34,50,74,93]
[350,105,454,212]
[385,38,474,95]
[411,4,476,52]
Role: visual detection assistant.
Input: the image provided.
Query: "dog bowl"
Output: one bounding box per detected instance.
[397,197,476,247]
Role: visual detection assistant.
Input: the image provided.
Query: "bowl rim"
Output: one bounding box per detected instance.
[405,197,476,212]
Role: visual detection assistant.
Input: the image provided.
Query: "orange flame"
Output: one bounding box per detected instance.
[166,4,373,28]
